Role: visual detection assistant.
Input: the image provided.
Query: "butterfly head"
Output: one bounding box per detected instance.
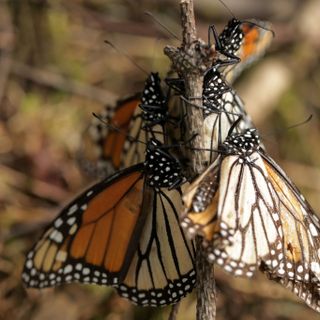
[222,128,260,156]
[144,139,184,189]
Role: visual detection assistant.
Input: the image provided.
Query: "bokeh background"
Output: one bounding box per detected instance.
[1,0,320,319]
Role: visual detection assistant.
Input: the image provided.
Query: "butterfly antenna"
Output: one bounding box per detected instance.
[227,115,243,136]
[216,0,236,19]
[180,95,244,117]
[92,112,147,145]
[287,114,313,130]
[240,20,275,36]
[104,40,149,76]
[261,115,313,145]
[144,11,180,41]
[159,133,198,150]
[159,134,226,156]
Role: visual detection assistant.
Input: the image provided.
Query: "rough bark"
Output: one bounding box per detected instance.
[164,1,217,319]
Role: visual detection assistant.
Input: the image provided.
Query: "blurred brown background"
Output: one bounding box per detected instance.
[1,0,320,319]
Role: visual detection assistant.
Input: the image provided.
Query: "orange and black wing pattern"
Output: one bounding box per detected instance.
[22,161,195,306]
[98,94,142,170]
[79,94,143,178]
[22,164,146,287]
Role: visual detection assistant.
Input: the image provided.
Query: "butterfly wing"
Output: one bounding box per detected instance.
[202,90,254,163]
[22,164,146,288]
[118,186,196,306]
[78,94,144,178]
[209,153,281,275]
[182,159,220,242]
[261,154,320,312]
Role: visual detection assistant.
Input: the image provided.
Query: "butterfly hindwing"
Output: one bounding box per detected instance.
[118,186,196,306]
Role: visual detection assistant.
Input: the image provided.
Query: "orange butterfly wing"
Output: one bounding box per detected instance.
[23,164,146,287]
[103,95,141,169]
[182,159,220,243]
[78,94,142,178]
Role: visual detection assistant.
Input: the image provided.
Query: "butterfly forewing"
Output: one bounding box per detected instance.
[78,94,143,178]
[261,156,320,310]
[212,153,282,275]
[22,165,146,287]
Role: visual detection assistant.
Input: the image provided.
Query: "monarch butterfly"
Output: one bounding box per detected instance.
[211,18,274,83]
[22,135,196,307]
[78,73,168,178]
[182,126,320,312]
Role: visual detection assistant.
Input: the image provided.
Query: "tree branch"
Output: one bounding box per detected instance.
[164,0,217,319]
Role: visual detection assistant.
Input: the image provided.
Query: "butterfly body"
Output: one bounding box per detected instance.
[213,18,274,83]
[217,18,244,60]
[202,67,232,116]
[139,73,168,127]
[145,139,184,189]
